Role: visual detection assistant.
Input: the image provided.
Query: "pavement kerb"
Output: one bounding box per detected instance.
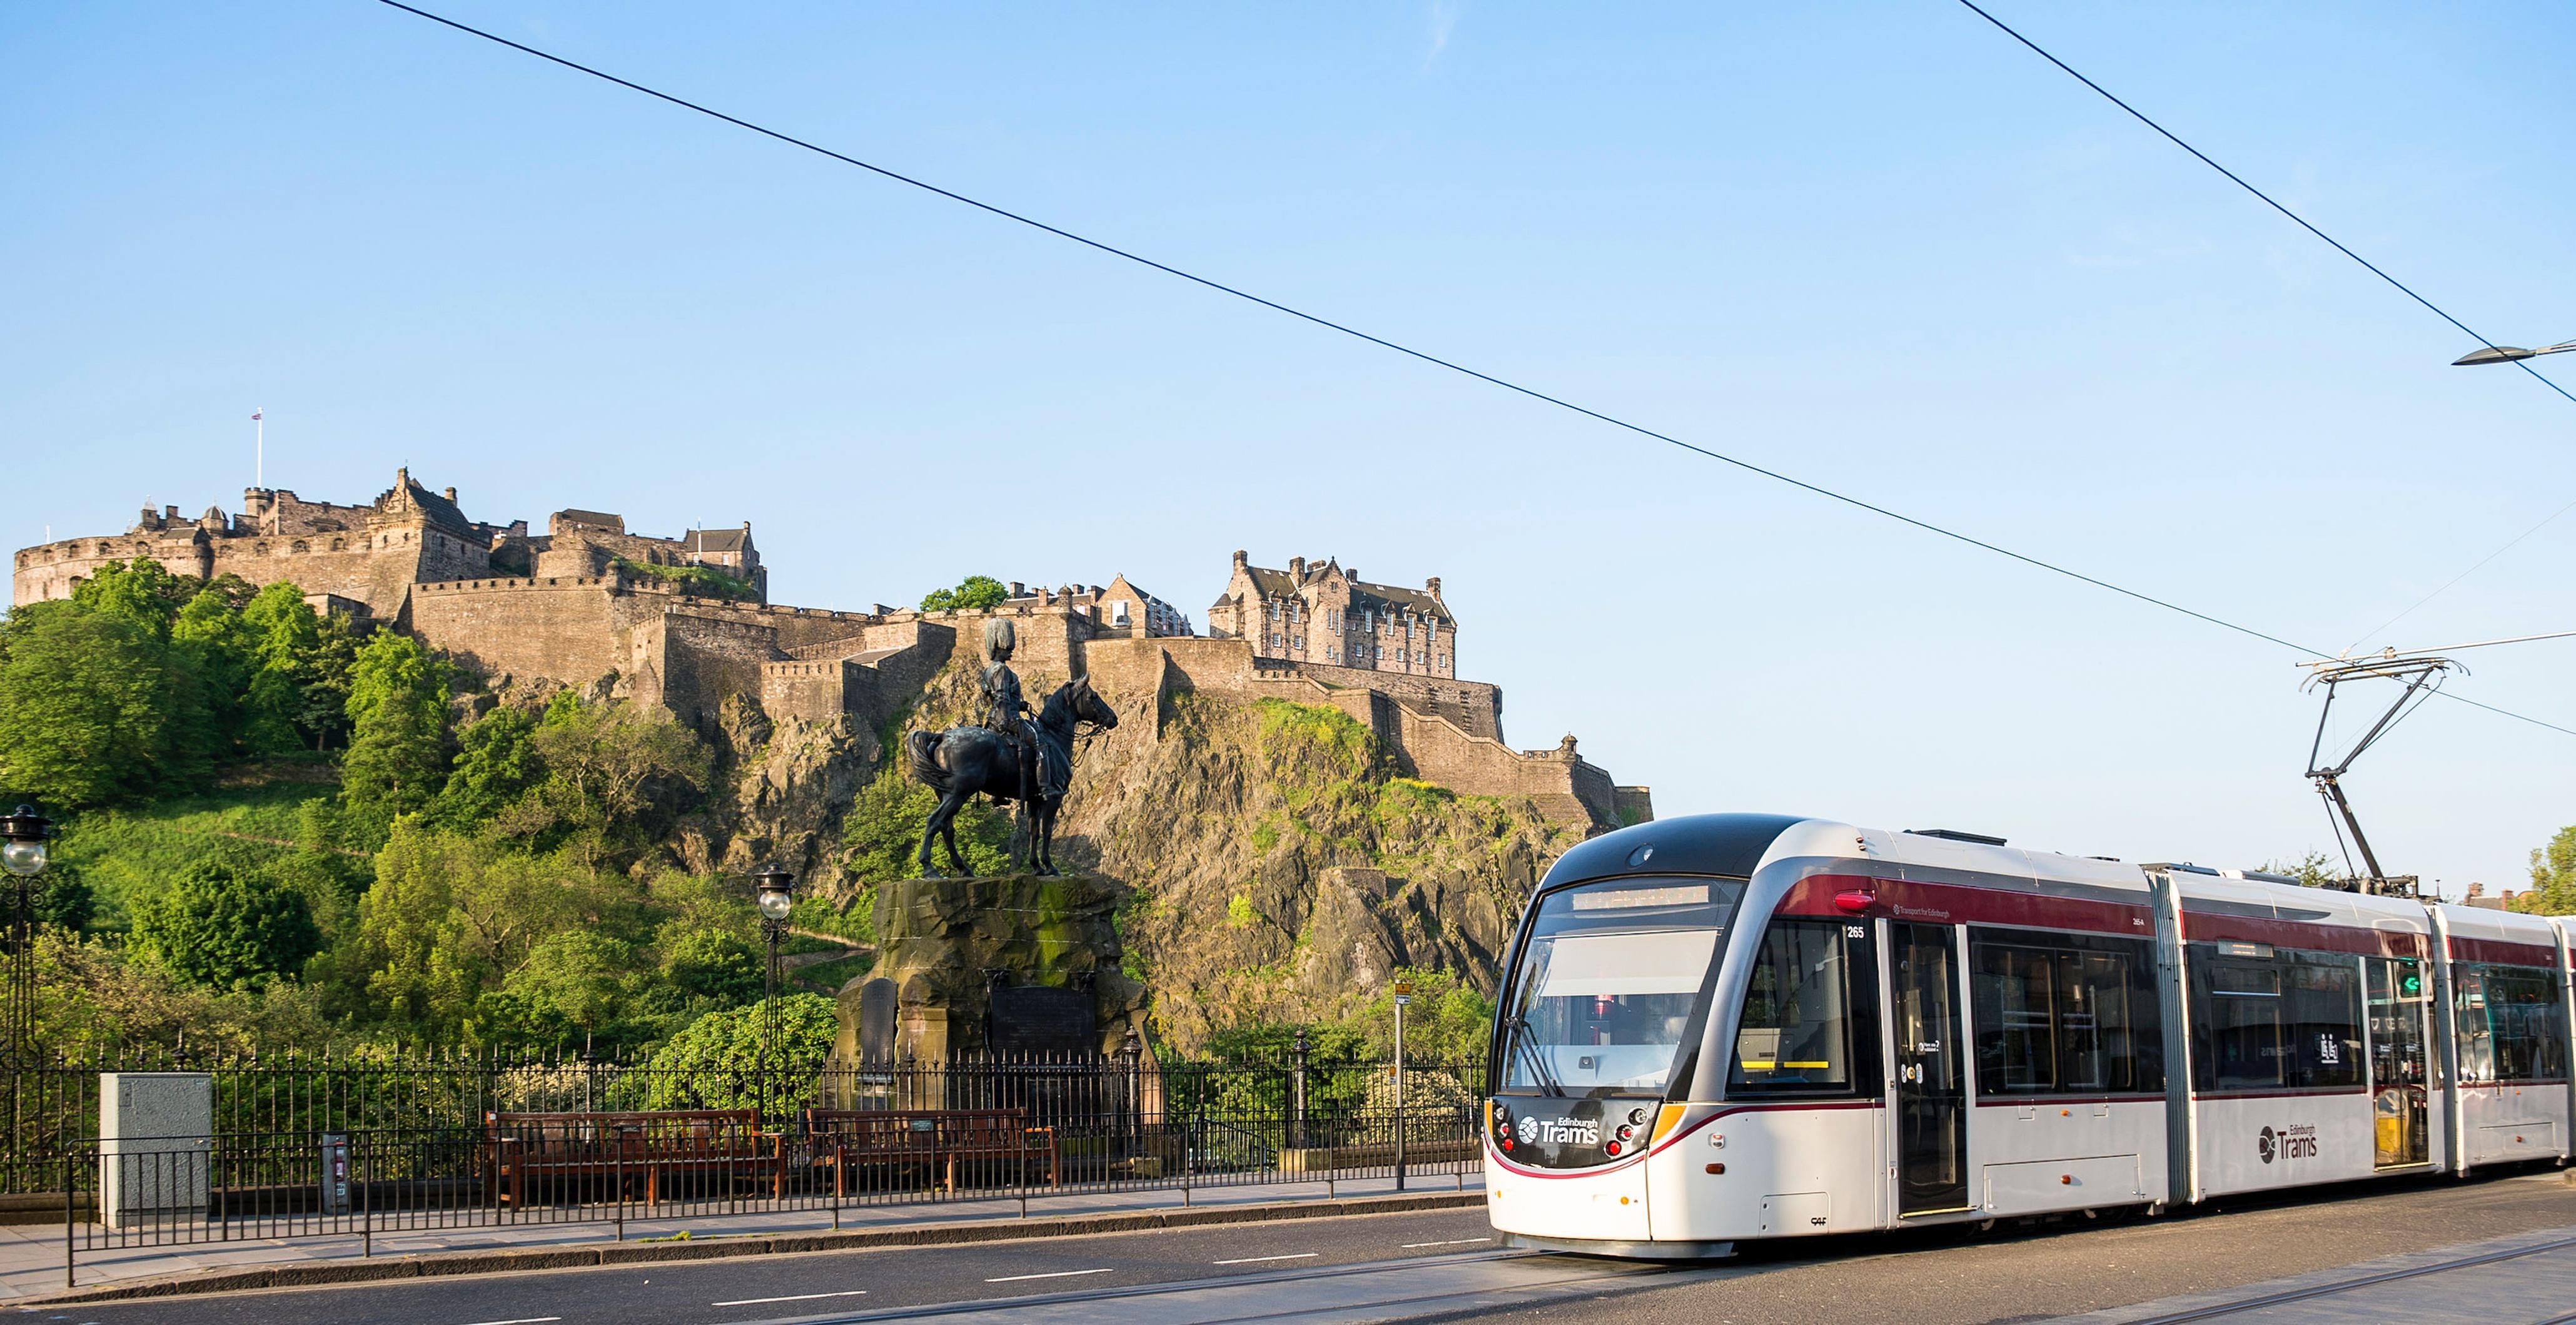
[28,1190,1488,1306]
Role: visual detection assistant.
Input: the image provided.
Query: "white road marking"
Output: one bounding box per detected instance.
[985,1269,1114,1283]
[711,1289,869,1306]
[457,1318,562,1325]
[1213,1252,1320,1265]
[1402,1237,1495,1249]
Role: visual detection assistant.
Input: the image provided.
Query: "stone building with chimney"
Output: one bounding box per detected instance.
[996,575,1191,637]
[1203,551,1454,679]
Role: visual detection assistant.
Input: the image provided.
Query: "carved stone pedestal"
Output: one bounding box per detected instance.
[832,873,1148,1062]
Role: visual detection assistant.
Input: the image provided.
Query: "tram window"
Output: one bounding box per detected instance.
[2455,964,2569,1084]
[2186,944,2365,1093]
[1969,933,2161,1097]
[1496,877,1745,1099]
[1730,920,1880,1095]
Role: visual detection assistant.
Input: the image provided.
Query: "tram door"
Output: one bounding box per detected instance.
[1893,923,1969,1215]
[2366,956,2430,1167]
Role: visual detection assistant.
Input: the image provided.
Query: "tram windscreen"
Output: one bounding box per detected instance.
[1497,877,1742,1097]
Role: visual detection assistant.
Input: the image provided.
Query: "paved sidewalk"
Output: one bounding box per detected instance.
[1,1172,1487,1303]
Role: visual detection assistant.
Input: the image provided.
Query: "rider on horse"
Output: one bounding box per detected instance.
[978,619,1067,800]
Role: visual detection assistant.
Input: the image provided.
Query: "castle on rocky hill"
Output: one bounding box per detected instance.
[13,472,1648,831]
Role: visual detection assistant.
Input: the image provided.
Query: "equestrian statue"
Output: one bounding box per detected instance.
[905,618,1119,876]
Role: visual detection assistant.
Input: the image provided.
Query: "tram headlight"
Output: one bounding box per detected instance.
[1616,1124,1634,1142]
[1627,1107,1648,1126]
[1604,1140,1622,1157]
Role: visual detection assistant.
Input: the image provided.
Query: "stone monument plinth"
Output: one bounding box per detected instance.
[834,873,1146,1062]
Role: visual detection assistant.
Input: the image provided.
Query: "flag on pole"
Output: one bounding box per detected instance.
[251,410,262,421]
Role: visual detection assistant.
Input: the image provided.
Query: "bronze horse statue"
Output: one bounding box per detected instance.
[905,676,1118,876]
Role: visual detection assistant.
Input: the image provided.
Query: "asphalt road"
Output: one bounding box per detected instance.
[44,1169,2576,1324]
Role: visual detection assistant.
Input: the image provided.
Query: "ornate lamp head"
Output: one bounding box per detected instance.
[752,863,795,922]
[0,806,49,879]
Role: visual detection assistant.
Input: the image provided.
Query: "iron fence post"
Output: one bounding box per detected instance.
[62,1144,73,1289]
[1289,1029,1307,1152]
[1393,997,1407,1192]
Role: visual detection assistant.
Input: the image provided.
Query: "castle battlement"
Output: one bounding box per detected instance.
[14,470,1642,831]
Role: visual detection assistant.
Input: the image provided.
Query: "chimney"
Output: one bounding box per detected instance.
[1232,549,1248,571]
[1345,567,1358,586]
[1425,576,1442,599]
[443,487,457,504]
[1289,556,1306,579]
[164,505,179,520]
[1011,582,1026,597]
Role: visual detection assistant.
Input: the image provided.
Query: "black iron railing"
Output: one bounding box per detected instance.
[29,1049,1488,1285]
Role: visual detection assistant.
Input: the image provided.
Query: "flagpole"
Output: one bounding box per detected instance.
[255,408,264,489]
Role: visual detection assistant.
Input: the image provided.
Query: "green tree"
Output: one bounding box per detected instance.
[2515,826,2576,915]
[428,706,541,830]
[652,925,762,1003]
[496,698,710,868]
[70,559,192,639]
[0,608,187,806]
[842,768,1012,883]
[2258,851,2341,889]
[239,582,326,752]
[474,930,640,1048]
[339,631,453,848]
[171,586,257,758]
[350,824,624,1041]
[32,858,96,933]
[130,853,322,989]
[919,575,1010,612]
[637,995,839,1112]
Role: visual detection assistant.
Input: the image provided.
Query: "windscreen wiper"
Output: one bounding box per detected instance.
[1506,1012,1565,1097]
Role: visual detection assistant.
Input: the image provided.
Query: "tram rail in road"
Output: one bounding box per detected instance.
[706,1249,1697,1324]
[2088,1226,2576,1324]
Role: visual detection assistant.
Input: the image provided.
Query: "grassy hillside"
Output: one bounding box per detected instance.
[54,773,343,930]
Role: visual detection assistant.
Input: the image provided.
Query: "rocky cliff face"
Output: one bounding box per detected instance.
[705,653,1590,1054]
[1058,693,1584,1051]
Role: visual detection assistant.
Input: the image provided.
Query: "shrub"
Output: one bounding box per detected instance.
[918,576,1009,612]
[130,853,322,990]
[613,557,758,602]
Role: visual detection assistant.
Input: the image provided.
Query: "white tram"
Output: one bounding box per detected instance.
[1483,814,2573,1257]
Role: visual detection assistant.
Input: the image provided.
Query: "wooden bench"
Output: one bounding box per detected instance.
[804,1109,1059,1194]
[485,1110,784,1207]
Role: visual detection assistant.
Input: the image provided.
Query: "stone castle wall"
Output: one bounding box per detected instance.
[13,474,1641,832]
[14,512,493,621]
[1083,635,1644,831]
[410,577,635,691]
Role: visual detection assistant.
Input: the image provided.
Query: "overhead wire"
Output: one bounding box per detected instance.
[374,0,2575,743]
[1952,0,2576,719]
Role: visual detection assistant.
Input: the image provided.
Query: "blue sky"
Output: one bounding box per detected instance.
[4,1,2569,896]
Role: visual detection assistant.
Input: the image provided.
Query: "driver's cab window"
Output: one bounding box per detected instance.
[1730,918,1878,1095]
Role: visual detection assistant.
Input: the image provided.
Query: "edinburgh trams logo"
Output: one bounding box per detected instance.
[1518,1115,1600,1147]
[2257,1124,2318,1164]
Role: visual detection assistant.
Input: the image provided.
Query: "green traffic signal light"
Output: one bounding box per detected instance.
[2401,974,2422,995]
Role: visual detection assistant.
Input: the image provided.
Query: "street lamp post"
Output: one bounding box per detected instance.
[0,806,55,1072]
[751,864,796,1123]
[2453,340,2576,366]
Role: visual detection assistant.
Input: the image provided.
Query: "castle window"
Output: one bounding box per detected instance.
[330,538,345,551]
